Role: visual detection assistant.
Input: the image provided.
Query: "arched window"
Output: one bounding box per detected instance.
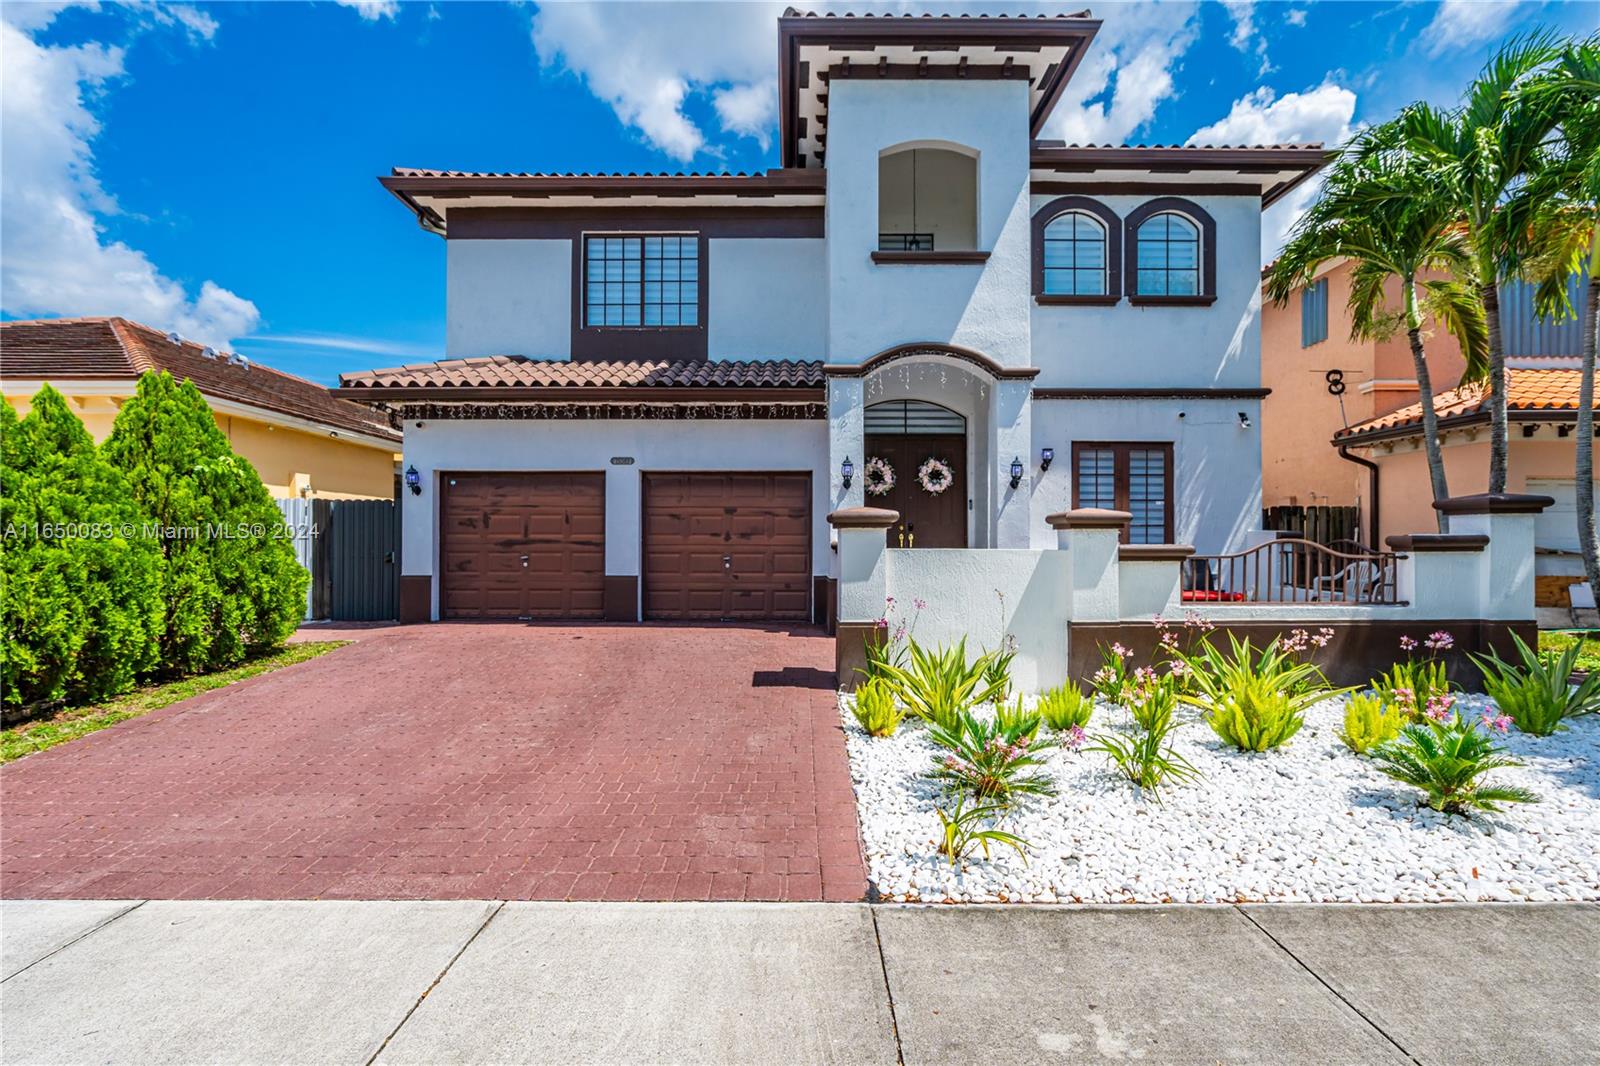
[1135,212,1201,296]
[1042,212,1108,296]
[877,145,978,252]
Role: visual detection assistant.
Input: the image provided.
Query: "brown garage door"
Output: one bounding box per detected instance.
[643,473,811,621]
[441,473,605,620]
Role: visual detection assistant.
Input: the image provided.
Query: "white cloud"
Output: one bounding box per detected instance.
[1284,8,1308,28]
[530,1,782,163]
[1420,0,1525,59]
[1220,0,1273,75]
[0,7,260,348]
[1188,81,1358,260]
[1045,1,1202,145]
[335,0,399,22]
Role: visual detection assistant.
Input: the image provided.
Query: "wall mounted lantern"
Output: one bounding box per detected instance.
[841,457,855,490]
[405,465,422,496]
[1237,411,1252,430]
[1039,447,1054,472]
[1009,457,1024,490]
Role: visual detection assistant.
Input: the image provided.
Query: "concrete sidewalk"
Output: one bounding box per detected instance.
[2,901,1595,1065]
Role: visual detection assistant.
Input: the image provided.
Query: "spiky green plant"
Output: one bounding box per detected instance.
[1090,642,1134,705]
[1472,632,1600,736]
[993,694,1042,741]
[1374,657,1453,720]
[982,642,1017,704]
[1125,669,1180,733]
[1037,682,1093,733]
[934,797,1029,866]
[1339,692,1408,754]
[1087,715,1199,802]
[926,709,1056,803]
[875,637,1003,731]
[851,677,904,738]
[1177,634,1346,751]
[1371,716,1539,815]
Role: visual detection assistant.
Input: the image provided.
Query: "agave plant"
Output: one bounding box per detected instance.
[1472,632,1600,736]
[875,637,1003,731]
[934,796,1029,866]
[1370,715,1539,815]
[927,709,1056,803]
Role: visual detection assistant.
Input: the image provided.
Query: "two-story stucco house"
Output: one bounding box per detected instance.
[339,9,1326,625]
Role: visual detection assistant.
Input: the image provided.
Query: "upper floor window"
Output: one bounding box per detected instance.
[1301,277,1329,347]
[584,234,699,328]
[877,145,977,252]
[1135,213,1200,296]
[1042,211,1108,296]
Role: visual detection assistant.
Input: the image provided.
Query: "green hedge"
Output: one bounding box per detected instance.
[2,374,309,708]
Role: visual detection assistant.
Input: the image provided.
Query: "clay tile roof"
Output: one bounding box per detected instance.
[339,355,825,391]
[1336,368,1594,443]
[0,317,400,443]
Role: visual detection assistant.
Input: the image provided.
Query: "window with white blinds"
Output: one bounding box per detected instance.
[1072,442,1174,544]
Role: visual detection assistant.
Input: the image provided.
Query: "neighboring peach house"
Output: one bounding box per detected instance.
[1334,367,1597,607]
[1,317,401,499]
[1262,258,1590,533]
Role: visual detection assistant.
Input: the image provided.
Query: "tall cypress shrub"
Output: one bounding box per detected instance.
[0,388,161,706]
[102,372,308,675]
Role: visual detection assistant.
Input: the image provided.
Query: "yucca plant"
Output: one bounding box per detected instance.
[927,709,1056,802]
[1178,634,1345,751]
[1370,715,1540,815]
[993,694,1042,741]
[982,642,1018,704]
[934,796,1029,866]
[851,677,904,738]
[1087,716,1199,801]
[1339,692,1408,754]
[1037,682,1093,733]
[876,637,1003,731]
[1471,632,1600,736]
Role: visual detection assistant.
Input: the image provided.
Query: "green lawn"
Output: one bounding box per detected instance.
[1538,630,1600,673]
[1,641,348,764]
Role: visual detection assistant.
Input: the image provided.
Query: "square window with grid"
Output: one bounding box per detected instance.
[1072,442,1174,544]
[1042,212,1108,295]
[584,234,700,328]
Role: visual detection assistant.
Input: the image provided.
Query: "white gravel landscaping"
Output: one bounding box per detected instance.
[841,692,1600,904]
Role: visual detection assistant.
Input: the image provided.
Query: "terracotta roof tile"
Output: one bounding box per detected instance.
[339,355,824,391]
[1337,368,1594,442]
[0,317,400,443]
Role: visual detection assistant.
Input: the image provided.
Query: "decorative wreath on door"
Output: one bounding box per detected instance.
[863,456,896,496]
[917,457,954,495]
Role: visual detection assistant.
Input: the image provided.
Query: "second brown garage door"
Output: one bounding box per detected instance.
[643,473,811,621]
[440,472,604,620]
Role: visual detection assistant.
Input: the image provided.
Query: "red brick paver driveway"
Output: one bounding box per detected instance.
[1,624,866,902]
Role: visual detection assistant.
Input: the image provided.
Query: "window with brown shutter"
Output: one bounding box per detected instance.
[1071,442,1174,544]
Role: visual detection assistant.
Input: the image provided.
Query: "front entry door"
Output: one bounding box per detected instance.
[863,434,967,548]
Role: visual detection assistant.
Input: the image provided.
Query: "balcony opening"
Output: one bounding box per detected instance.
[877,145,978,253]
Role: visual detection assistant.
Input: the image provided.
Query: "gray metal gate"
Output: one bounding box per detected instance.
[274,496,398,621]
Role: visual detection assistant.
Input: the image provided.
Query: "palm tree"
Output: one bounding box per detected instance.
[1266,121,1488,534]
[1404,35,1569,494]
[1516,38,1600,598]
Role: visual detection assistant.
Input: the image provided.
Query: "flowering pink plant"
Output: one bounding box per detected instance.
[1480,711,1513,734]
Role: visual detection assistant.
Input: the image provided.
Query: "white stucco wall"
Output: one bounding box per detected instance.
[1028,396,1264,554]
[708,238,827,359]
[401,419,829,618]
[446,239,572,359]
[824,80,1033,364]
[1029,194,1262,389]
[885,548,1073,690]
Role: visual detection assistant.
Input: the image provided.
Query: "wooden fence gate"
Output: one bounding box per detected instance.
[1262,505,1363,549]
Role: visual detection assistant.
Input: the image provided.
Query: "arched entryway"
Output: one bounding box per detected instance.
[864,400,968,548]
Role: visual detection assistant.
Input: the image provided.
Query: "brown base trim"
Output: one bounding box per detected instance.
[836,622,878,691]
[398,575,432,624]
[1034,387,1270,401]
[604,575,639,622]
[1067,619,1536,691]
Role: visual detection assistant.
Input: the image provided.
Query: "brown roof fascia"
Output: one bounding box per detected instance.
[336,385,826,404]
[1030,146,1331,204]
[778,13,1101,167]
[1334,407,1579,447]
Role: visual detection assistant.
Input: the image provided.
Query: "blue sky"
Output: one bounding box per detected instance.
[2,1,1594,384]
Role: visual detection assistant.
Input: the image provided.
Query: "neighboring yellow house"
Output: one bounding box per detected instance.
[1,317,400,499]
